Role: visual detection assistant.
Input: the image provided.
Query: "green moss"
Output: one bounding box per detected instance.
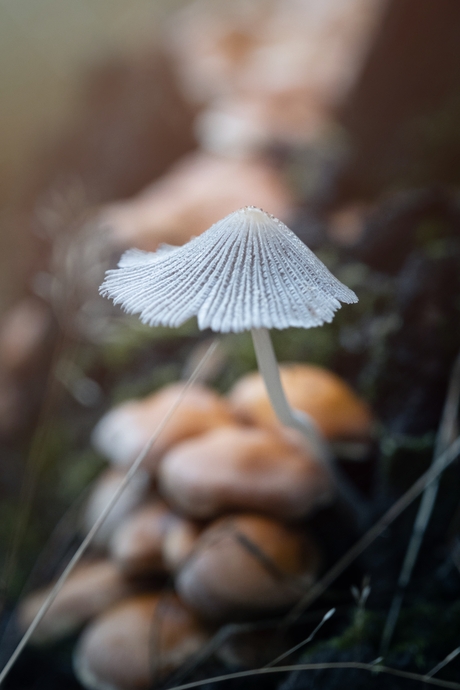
[101,317,199,370]
[213,324,339,394]
[378,430,434,492]
[331,611,381,652]
[213,332,258,392]
[56,449,106,502]
[415,218,450,248]
[271,325,338,368]
[111,361,182,404]
[389,602,460,669]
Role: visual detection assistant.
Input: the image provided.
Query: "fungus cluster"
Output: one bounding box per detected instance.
[17,206,371,689]
[20,362,372,689]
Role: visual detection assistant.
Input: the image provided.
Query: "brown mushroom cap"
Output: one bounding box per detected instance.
[82,468,150,549]
[196,91,333,157]
[110,501,186,576]
[175,513,320,621]
[18,561,132,643]
[229,363,373,441]
[159,425,333,521]
[92,382,235,473]
[99,152,294,252]
[74,594,209,690]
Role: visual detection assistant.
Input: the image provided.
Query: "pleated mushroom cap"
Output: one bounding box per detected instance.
[100,206,357,333]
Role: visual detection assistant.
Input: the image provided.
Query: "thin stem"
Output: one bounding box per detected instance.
[251,327,369,525]
[264,608,335,668]
[251,328,328,461]
[0,339,219,687]
[164,661,460,690]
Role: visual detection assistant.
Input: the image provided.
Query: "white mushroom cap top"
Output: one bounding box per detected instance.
[100,206,357,333]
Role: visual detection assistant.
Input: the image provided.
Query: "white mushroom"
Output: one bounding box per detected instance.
[100,206,357,470]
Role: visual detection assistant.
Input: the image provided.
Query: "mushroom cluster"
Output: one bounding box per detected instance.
[19,365,373,689]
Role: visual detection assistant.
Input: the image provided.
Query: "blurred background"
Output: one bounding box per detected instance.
[2,1,460,688]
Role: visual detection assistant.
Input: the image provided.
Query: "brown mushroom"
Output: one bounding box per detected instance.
[175,513,320,621]
[229,363,373,442]
[159,425,333,521]
[109,501,198,577]
[82,469,150,548]
[99,152,294,251]
[18,561,132,643]
[92,382,235,473]
[161,518,202,573]
[74,593,209,690]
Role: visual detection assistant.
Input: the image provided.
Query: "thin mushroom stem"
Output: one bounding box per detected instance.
[251,328,368,524]
[251,328,329,461]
